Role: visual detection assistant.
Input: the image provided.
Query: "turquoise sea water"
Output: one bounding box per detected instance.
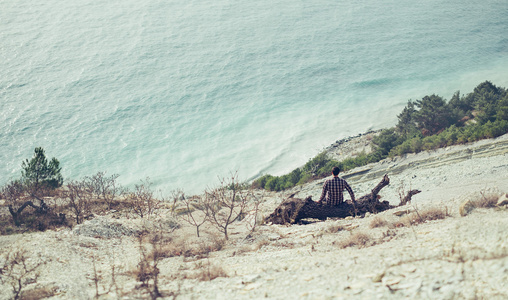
[1,0,508,194]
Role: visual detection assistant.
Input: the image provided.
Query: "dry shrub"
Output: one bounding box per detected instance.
[369,216,389,228]
[162,237,226,259]
[1,249,48,300]
[394,206,449,227]
[84,172,122,211]
[325,223,344,233]
[393,216,411,228]
[127,178,161,218]
[337,231,374,249]
[205,173,253,240]
[132,231,166,299]
[315,223,344,238]
[19,286,58,300]
[460,191,501,216]
[188,261,228,281]
[417,207,448,222]
[234,239,270,255]
[65,179,93,224]
[188,237,226,259]
[471,191,499,208]
[379,229,397,243]
[176,192,208,237]
[256,239,270,250]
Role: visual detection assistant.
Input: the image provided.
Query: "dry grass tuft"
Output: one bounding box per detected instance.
[460,191,501,216]
[471,192,499,208]
[185,261,228,281]
[161,236,226,259]
[393,206,449,227]
[255,239,270,250]
[369,216,389,228]
[417,207,448,222]
[325,223,344,233]
[337,231,374,249]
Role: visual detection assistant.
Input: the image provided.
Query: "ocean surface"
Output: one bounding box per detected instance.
[1,0,508,195]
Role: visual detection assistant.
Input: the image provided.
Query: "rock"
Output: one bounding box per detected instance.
[73,217,138,238]
[394,210,412,216]
[459,200,475,216]
[241,274,261,284]
[372,272,385,283]
[497,194,508,206]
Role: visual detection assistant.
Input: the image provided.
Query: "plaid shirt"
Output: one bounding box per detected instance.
[319,176,355,206]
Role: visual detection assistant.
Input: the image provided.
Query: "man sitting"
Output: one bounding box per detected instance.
[318,166,356,206]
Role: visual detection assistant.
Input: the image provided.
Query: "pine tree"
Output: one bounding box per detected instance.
[21,147,63,191]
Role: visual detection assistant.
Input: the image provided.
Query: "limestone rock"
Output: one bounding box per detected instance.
[497,194,508,206]
[459,200,475,216]
[393,209,413,216]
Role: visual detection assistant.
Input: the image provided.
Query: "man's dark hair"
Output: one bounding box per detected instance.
[332,166,340,176]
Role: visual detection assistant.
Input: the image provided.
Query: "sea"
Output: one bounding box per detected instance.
[1,0,508,195]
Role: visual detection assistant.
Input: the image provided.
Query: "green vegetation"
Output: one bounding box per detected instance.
[253,81,508,191]
[21,147,63,192]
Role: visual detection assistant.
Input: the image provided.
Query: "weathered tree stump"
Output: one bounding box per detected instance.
[8,199,66,228]
[265,174,420,225]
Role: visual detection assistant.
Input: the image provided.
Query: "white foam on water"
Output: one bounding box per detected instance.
[1,0,508,194]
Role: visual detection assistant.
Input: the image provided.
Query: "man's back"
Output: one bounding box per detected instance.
[319,176,355,206]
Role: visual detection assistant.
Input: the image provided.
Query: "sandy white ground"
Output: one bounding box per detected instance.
[1,134,507,299]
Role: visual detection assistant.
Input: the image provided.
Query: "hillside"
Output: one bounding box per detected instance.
[1,134,508,299]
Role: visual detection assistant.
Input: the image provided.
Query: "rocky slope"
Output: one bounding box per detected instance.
[1,134,507,299]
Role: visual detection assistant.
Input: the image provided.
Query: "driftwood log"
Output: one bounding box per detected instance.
[265,174,421,225]
[8,199,66,228]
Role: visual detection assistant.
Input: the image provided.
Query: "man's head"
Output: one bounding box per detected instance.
[332,166,340,176]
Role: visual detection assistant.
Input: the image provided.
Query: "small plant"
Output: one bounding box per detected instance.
[134,232,163,299]
[90,255,104,299]
[205,173,252,240]
[417,206,448,222]
[164,236,226,259]
[191,260,228,281]
[394,206,449,226]
[1,180,25,204]
[337,231,374,249]
[369,216,389,228]
[175,190,208,237]
[131,224,180,299]
[255,239,270,250]
[472,190,499,208]
[85,171,122,210]
[128,178,161,218]
[460,190,500,216]
[0,249,48,300]
[325,223,344,233]
[245,194,264,236]
[65,179,93,224]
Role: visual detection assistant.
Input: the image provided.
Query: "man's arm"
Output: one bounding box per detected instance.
[318,181,328,203]
[344,181,355,202]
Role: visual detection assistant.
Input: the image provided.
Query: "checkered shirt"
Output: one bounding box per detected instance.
[319,176,355,206]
